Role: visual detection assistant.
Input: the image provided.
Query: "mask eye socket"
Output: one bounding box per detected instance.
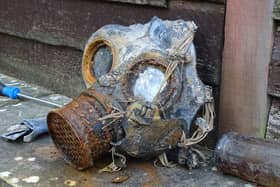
[133,67,166,102]
[122,58,181,109]
[82,39,115,88]
[91,45,113,80]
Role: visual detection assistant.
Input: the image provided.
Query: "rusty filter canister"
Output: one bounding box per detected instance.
[47,89,114,170]
[215,132,280,187]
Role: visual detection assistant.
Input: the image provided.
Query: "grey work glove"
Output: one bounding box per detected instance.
[1,118,48,142]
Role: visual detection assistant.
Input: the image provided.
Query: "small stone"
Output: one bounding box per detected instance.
[112,175,129,183]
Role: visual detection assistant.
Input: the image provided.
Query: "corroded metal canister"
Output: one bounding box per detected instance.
[215,132,280,187]
[47,89,114,170]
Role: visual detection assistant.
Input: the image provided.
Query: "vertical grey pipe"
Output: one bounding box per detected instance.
[215,132,280,187]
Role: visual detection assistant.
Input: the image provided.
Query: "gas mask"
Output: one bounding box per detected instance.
[47,17,215,171]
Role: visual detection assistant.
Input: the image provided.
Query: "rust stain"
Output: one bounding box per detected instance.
[73,170,101,187]
[33,145,61,161]
[215,132,280,187]
[129,161,160,187]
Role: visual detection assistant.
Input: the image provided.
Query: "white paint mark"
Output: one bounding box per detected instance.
[64,179,77,186]
[49,177,59,181]
[0,171,11,178]
[244,184,255,187]
[27,157,36,162]
[0,109,7,112]
[211,166,217,171]
[14,157,23,161]
[9,177,19,184]
[12,103,22,107]
[22,176,40,183]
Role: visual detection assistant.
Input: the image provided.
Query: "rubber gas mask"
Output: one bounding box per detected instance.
[47,17,215,170]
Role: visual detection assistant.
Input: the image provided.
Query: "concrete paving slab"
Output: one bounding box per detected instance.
[0,73,254,187]
[0,94,71,132]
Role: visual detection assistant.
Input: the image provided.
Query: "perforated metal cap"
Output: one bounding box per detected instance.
[47,89,113,170]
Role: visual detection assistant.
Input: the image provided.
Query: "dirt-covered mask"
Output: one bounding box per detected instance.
[47,17,215,171]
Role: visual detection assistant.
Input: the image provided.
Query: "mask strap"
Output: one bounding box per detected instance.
[154,152,176,168]
[98,146,127,173]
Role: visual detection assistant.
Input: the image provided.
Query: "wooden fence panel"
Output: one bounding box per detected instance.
[268,25,280,98]
[219,0,274,137]
[266,99,280,141]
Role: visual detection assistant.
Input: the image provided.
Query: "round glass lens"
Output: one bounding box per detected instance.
[133,67,167,102]
[91,45,112,79]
